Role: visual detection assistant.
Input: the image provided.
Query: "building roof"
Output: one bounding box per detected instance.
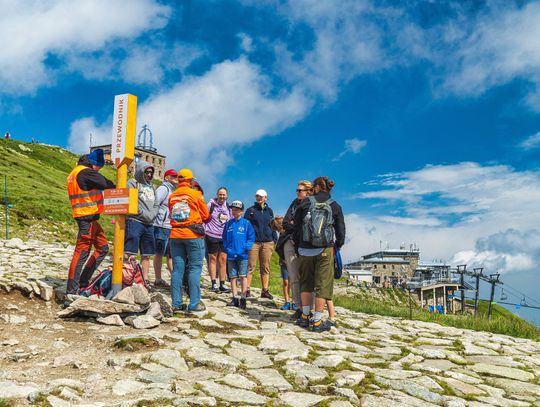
[363,249,420,260]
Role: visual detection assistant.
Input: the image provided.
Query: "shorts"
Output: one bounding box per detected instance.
[227,259,248,279]
[280,263,289,280]
[154,226,171,257]
[124,219,155,256]
[298,247,334,300]
[205,235,225,254]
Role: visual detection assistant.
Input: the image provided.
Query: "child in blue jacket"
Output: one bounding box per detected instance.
[222,200,255,309]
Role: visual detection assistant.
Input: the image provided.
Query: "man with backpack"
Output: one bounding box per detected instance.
[66,149,115,298]
[125,161,159,281]
[293,176,346,332]
[152,169,178,287]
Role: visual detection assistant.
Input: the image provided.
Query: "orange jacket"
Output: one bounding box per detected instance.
[66,165,104,218]
[169,181,210,239]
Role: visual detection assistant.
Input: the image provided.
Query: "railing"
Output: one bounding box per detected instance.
[407,277,461,289]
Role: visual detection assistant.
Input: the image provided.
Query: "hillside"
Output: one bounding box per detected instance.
[0,138,116,243]
[0,138,538,341]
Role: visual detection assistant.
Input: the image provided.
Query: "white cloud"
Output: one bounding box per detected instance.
[68,117,110,154]
[345,163,540,277]
[68,58,310,185]
[520,132,540,150]
[0,0,171,94]
[333,138,367,161]
[434,2,540,110]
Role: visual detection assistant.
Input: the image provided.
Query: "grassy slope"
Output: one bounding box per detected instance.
[0,138,116,243]
[1,138,538,340]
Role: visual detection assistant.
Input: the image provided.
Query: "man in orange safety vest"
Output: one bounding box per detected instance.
[66,149,115,300]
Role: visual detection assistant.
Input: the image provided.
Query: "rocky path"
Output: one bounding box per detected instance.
[1,238,540,406]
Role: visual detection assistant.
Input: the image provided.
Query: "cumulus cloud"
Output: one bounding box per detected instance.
[0,0,171,94]
[333,138,367,161]
[68,58,310,184]
[520,132,540,150]
[432,2,540,110]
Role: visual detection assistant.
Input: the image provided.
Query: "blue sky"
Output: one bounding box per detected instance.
[2,0,540,323]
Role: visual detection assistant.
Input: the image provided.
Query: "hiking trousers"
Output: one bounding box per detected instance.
[67,218,109,295]
[283,240,301,307]
[247,241,274,275]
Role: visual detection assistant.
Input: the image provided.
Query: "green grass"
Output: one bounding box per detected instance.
[251,251,540,341]
[0,399,12,407]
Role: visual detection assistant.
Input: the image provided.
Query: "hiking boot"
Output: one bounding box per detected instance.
[227,297,239,307]
[261,289,273,300]
[62,300,72,309]
[239,297,247,310]
[295,313,311,329]
[173,304,187,313]
[291,303,299,311]
[219,285,231,293]
[311,319,332,332]
[153,279,170,288]
[211,285,219,293]
[245,288,251,298]
[280,302,292,311]
[291,308,302,320]
[327,319,337,328]
[188,302,206,312]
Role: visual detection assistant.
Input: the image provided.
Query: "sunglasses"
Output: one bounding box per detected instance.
[144,170,154,174]
[296,189,308,192]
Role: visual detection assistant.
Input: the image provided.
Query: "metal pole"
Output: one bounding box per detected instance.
[409,289,412,319]
[488,280,496,321]
[459,265,465,314]
[4,175,8,240]
[474,267,482,317]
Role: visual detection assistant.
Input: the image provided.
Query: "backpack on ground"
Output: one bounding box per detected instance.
[302,196,335,247]
[122,257,147,288]
[79,268,112,297]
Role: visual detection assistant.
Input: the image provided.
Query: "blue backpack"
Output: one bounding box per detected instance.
[79,268,112,297]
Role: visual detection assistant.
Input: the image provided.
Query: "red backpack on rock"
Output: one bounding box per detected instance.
[122,256,147,288]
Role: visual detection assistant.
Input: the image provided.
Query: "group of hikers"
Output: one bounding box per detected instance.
[66,148,346,332]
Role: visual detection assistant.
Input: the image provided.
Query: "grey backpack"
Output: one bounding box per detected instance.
[302,197,335,247]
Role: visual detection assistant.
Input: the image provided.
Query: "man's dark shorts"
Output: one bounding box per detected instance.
[298,247,334,300]
[125,218,155,256]
[154,226,171,257]
[205,235,224,255]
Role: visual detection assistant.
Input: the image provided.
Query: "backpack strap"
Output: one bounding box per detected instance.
[209,202,216,215]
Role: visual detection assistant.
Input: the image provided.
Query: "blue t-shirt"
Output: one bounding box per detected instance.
[222,218,256,260]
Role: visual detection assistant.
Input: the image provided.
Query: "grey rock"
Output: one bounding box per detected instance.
[279,391,329,407]
[112,379,145,396]
[112,286,136,304]
[187,347,241,372]
[284,360,328,383]
[57,296,148,317]
[150,291,173,317]
[174,396,217,406]
[1,338,19,346]
[314,354,345,368]
[334,370,366,387]
[37,280,54,301]
[0,380,39,399]
[199,380,268,405]
[219,373,257,390]
[96,314,125,326]
[376,377,445,404]
[146,302,164,320]
[46,395,70,407]
[1,314,27,324]
[470,363,535,382]
[132,315,161,329]
[247,368,293,391]
[130,283,151,305]
[149,349,188,372]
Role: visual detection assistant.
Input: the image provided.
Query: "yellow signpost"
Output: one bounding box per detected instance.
[109,93,137,297]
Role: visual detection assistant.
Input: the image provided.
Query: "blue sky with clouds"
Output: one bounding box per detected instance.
[2,0,540,323]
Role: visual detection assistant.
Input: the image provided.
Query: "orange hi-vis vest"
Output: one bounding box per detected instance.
[66,165,104,218]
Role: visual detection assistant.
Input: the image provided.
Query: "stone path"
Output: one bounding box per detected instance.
[1,238,540,406]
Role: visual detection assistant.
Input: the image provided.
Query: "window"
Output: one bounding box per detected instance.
[373,265,377,269]
[383,265,386,269]
[392,265,395,269]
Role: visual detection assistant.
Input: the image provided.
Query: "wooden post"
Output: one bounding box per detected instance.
[443,286,447,314]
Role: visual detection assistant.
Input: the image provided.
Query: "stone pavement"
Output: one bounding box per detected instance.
[1,238,540,406]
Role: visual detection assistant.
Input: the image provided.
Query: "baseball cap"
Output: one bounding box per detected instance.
[255,189,267,197]
[88,149,105,167]
[164,169,177,178]
[230,200,244,210]
[178,168,194,179]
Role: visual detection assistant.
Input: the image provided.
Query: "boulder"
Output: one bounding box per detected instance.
[37,280,54,301]
[150,291,173,317]
[131,284,151,305]
[132,315,160,329]
[57,296,148,318]
[112,287,136,305]
[146,302,164,320]
[96,314,125,326]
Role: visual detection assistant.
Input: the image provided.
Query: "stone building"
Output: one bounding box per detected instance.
[89,144,166,178]
[345,245,420,285]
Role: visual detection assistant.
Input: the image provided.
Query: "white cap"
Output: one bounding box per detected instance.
[255,189,267,197]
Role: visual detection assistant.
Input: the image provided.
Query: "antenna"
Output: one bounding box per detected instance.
[89,132,93,149]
